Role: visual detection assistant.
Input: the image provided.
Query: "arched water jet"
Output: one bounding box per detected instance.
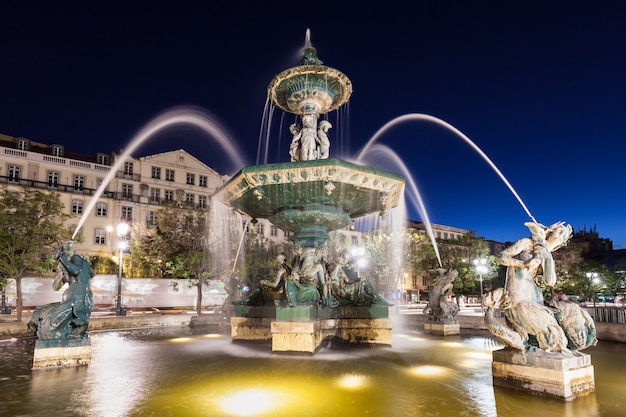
[350,143,442,268]
[72,107,248,239]
[355,113,538,225]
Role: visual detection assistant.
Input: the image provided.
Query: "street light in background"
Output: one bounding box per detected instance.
[586,272,599,307]
[351,246,367,278]
[116,222,129,316]
[473,258,489,313]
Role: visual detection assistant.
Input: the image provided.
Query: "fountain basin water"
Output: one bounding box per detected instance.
[1,326,624,417]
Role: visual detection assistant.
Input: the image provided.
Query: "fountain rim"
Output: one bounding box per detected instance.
[214,158,406,193]
[267,64,353,115]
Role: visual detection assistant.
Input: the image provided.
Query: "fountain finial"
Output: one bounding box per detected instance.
[299,29,323,66]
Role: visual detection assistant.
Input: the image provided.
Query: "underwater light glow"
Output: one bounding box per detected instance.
[203,333,224,338]
[169,337,193,343]
[440,341,465,348]
[337,373,369,389]
[408,365,450,377]
[217,388,281,415]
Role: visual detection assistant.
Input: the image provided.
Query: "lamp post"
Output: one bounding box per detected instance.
[473,258,488,313]
[586,272,599,307]
[116,222,129,316]
[351,246,366,279]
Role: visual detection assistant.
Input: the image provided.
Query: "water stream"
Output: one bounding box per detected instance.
[72,107,247,239]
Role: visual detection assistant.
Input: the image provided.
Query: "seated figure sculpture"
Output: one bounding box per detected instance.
[327,251,391,306]
[236,254,290,306]
[423,268,459,321]
[28,241,94,341]
[286,247,325,306]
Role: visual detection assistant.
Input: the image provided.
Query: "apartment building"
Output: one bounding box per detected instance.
[0,133,231,257]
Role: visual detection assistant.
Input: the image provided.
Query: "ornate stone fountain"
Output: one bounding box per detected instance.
[213,32,405,353]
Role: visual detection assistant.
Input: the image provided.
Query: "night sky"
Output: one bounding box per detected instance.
[2,1,625,247]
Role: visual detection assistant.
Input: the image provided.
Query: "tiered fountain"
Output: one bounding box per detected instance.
[213,32,405,353]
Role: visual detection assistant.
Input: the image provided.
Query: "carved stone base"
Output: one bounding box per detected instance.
[492,348,595,400]
[231,317,273,341]
[423,320,460,335]
[32,339,91,369]
[271,320,322,353]
[232,305,393,353]
[334,318,392,345]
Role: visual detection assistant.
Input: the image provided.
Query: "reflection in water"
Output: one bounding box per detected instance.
[1,328,624,417]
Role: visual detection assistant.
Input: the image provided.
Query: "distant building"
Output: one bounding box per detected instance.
[0,133,230,259]
[569,226,626,276]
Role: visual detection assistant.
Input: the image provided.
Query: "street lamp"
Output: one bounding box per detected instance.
[586,272,599,307]
[473,258,489,313]
[351,246,367,278]
[116,222,129,316]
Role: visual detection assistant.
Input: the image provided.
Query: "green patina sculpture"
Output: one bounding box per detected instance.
[327,251,391,307]
[28,241,94,341]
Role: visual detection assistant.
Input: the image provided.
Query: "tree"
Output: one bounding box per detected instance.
[0,187,70,321]
[562,260,616,302]
[237,230,281,292]
[131,203,212,315]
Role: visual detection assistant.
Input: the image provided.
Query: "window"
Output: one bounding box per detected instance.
[123,162,134,176]
[47,171,59,188]
[256,223,264,235]
[186,173,195,185]
[95,202,108,217]
[284,230,290,237]
[412,275,417,288]
[94,228,106,245]
[165,190,174,201]
[352,236,358,245]
[185,193,194,205]
[165,169,175,181]
[16,139,29,151]
[148,211,157,227]
[71,199,84,215]
[96,154,109,165]
[151,167,161,179]
[199,175,208,187]
[122,183,133,199]
[8,165,20,183]
[97,178,107,192]
[51,145,64,157]
[121,206,132,222]
[150,188,160,203]
[74,175,85,191]
[198,195,207,209]
[270,225,278,236]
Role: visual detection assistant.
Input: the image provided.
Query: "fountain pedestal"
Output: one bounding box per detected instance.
[491,348,595,400]
[423,319,460,336]
[32,339,91,369]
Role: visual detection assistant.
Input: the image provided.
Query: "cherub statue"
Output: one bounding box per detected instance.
[317,120,332,159]
[289,123,302,162]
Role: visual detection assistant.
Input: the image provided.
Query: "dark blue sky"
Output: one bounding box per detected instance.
[2,1,625,247]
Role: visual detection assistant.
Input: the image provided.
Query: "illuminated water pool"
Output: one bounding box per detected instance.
[1,327,623,417]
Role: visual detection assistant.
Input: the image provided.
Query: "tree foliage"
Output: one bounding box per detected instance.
[130,203,211,314]
[0,187,70,320]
